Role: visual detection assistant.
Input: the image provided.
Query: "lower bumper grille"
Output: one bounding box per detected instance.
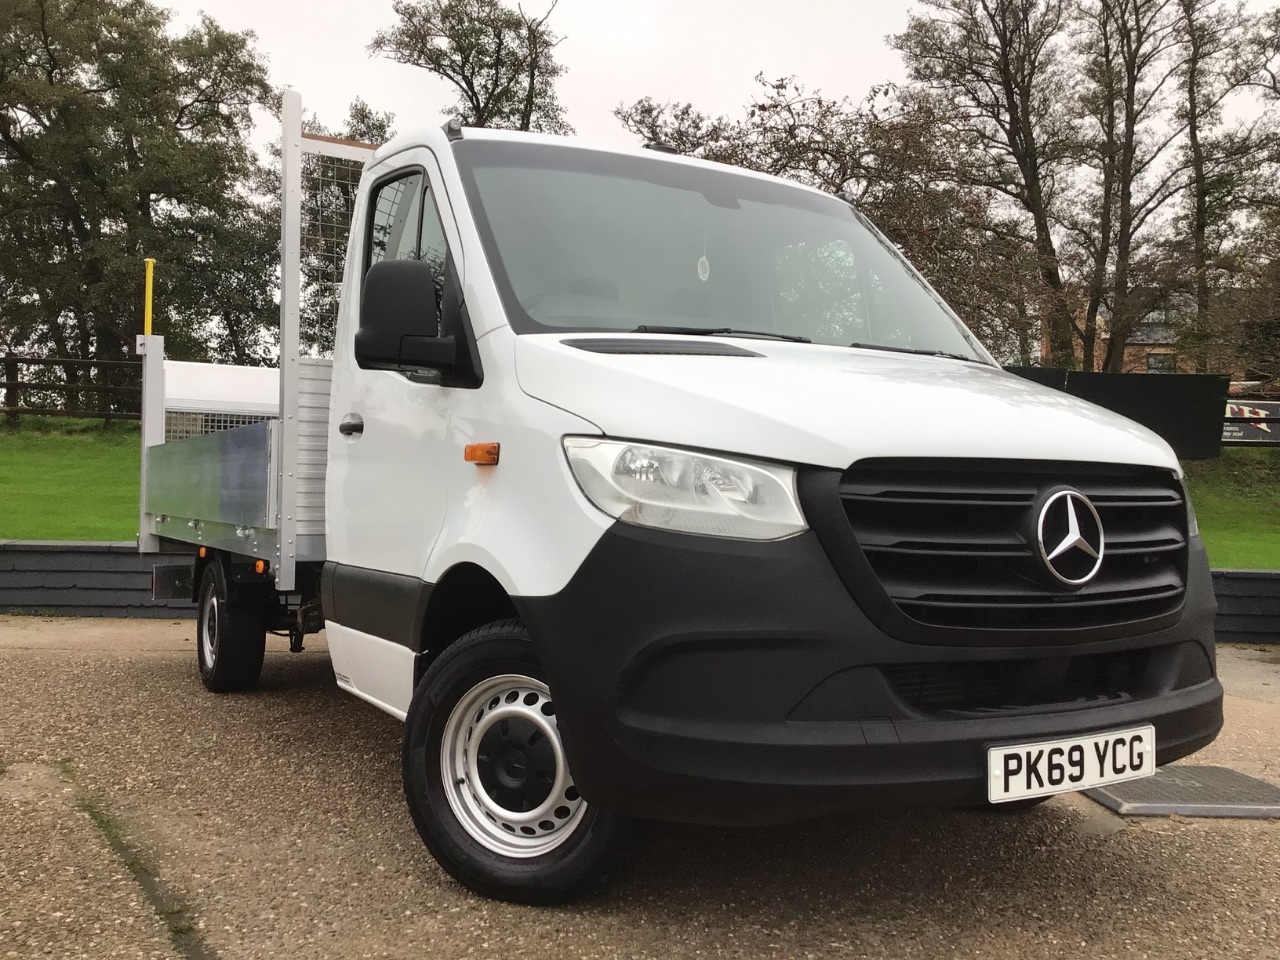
[882,646,1178,715]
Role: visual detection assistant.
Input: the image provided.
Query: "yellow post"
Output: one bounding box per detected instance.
[143,258,156,335]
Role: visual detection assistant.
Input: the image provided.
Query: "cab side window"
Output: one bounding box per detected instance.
[366,169,450,324]
[368,171,424,265]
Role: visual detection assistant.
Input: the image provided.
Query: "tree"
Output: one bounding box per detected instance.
[0,0,273,383]
[160,197,281,366]
[1069,0,1258,370]
[1077,0,1188,370]
[893,0,1080,366]
[1217,200,1280,378]
[1188,168,1280,377]
[1062,1,1123,371]
[369,0,571,133]
[1161,0,1264,370]
[894,0,1271,371]
[614,97,756,165]
[1253,3,1280,98]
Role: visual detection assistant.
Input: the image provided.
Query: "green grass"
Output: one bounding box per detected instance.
[1183,447,1280,570]
[0,418,140,540]
[1,418,1279,568]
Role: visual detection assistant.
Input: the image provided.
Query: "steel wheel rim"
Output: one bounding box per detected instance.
[200,588,219,668]
[440,674,587,858]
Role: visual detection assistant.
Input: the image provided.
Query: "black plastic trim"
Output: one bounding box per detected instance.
[798,467,1188,646]
[324,562,433,650]
[438,249,483,388]
[562,338,764,357]
[319,561,337,623]
[516,521,1220,824]
[356,260,442,370]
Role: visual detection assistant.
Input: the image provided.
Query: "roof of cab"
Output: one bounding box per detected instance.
[370,124,835,201]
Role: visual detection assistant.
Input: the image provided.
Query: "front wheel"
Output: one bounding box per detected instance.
[402,619,637,903]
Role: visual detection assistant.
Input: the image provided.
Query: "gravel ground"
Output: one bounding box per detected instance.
[0,616,1277,960]
[0,763,177,959]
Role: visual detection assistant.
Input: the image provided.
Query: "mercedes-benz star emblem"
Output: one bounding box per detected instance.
[1036,489,1105,587]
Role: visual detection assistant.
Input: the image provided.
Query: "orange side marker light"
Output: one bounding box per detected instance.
[254,560,267,574]
[198,547,206,558]
[464,442,500,465]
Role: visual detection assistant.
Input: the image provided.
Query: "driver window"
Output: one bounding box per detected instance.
[368,171,424,266]
[366,168,451,330]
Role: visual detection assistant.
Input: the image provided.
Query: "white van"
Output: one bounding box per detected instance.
[140,94,1222,903]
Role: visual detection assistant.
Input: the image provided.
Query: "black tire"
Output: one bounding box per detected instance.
[402,619,638,904]
[195,559,267,693]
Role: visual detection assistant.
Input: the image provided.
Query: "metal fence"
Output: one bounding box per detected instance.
[2,355,142,424]
[299,133,371,355]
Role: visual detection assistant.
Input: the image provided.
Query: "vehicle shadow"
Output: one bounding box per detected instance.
[583,803,1168,953]
[154,649,1174,953]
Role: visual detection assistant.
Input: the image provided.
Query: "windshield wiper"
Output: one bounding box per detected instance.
[634,325,811,343]
[848,341,980,363]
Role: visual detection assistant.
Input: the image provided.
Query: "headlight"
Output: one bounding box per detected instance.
[563,438,807,540]
[1181,477,1199,537]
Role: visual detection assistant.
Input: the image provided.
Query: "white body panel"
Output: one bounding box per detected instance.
[327,146,458,579]
[512,335,1181,474]
[324,622,415,720]
[326,142,613,596]
[326,364,452,576]
[422,328,612,596]
[162,360,280,416]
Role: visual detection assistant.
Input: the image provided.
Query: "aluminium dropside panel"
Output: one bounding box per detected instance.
[146,420,282,560]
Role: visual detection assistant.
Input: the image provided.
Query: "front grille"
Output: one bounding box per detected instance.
[840,459,1187,631]
[882,646,1168,715]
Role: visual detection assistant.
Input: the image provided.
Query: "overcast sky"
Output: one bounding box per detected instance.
[160,0,917,148]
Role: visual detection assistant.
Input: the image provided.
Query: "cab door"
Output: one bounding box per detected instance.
[325,151,460,713]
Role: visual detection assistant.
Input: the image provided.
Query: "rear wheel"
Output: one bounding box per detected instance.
[402,619,637,903]
[196,559,267,692]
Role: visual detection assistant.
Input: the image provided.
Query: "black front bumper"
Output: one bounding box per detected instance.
[517,524,1222,827]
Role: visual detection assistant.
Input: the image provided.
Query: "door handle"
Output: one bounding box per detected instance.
[338,415,364,437]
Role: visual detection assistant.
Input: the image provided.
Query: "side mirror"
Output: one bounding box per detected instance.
[355,260,456,370]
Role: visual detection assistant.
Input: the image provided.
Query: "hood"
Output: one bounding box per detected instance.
[513,335,1180,472]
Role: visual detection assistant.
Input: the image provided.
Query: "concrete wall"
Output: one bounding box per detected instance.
[0,541,194,619]
[1,542,1277,642]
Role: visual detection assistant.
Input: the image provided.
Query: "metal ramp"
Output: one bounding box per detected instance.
[1085,765,1280,818]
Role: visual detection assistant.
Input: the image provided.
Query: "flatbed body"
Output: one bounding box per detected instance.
[142,358,332,567]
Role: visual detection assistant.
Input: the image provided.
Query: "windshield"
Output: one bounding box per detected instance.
[453,140,986,360]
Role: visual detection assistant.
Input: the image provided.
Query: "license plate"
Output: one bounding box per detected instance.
[987,724,1155,803]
